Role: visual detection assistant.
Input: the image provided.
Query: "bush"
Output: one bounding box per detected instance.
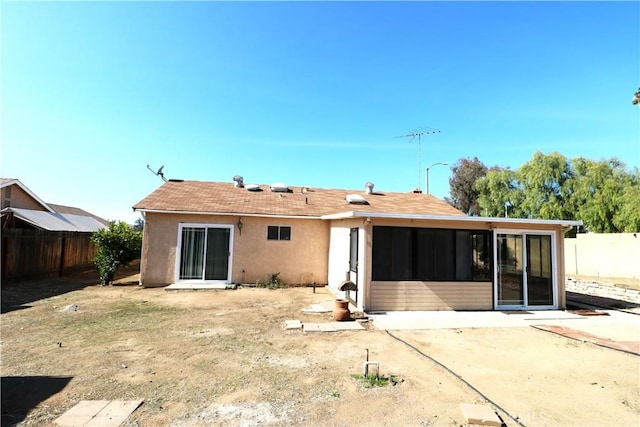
[91,221,142,285]
[255,272,285,289]
[350,373,401,388]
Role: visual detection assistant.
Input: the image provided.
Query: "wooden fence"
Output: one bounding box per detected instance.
[1,229,97,284]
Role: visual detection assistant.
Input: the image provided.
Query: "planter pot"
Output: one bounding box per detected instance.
[333,299,351,321]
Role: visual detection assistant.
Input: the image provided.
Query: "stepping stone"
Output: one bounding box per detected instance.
[459,403,502,426]
[332,321,365,331]
[303,323,321,332]
[55,401,110,426]
[319,323,337,332]
[284,320,302,330]
[55,400,143,426]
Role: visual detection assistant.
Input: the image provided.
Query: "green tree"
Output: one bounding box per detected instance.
[446,157,488,215]
[133,217,144,232]
[475,152,640,232]
[476,167,523,217]
[571,157,640,232]
[517,152,575,220]
[91,221,142,285]
[614,174,640,232]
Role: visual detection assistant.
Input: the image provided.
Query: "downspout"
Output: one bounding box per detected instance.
[560,225,575,310]
[491,225,497,310]
[138,210,146,287]
[363,217,372,312]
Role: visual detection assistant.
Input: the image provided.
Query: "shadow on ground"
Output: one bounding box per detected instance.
[1,376,73,427]
[1,261,140,314]
[567,291,640,310]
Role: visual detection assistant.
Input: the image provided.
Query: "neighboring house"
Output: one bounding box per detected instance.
[1,178,108,283]
[47,203,111,228]
[1,179,108,231]
[133,178,581,312]
[1,178,53,212]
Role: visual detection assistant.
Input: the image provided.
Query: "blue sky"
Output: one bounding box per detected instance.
[2,1,638,223]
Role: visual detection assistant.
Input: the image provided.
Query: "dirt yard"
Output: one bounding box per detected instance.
[2,268,639,426]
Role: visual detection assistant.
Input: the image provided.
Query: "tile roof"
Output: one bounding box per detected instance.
[133,180,465,218]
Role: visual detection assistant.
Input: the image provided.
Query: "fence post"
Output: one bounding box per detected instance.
[59,235,67,277]
[1,235,8,285]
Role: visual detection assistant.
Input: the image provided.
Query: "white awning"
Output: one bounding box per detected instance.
[321,210,583,228]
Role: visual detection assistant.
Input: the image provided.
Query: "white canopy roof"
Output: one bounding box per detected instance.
[2,207,107,232]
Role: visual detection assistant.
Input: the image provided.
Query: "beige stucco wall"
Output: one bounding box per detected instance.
[565,233,640,280]
[140,211,569,311]
[234,216,329,285]
[1,185,48,210]
[139,212,329,287]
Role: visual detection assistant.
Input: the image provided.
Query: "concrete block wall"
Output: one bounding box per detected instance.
[565,233,640,279]
[566,279,640,304]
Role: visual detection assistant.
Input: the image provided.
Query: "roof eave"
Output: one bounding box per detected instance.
[321,211,583,227]
[1,179,55,213]
[134,208,582,228]
[133,207,322,220]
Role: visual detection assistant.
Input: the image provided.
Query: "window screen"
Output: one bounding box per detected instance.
[372,226,492,282]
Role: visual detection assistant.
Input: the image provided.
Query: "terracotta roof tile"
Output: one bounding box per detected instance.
[133,180,464,217]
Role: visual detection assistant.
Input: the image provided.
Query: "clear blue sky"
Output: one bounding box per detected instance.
[2,1,638,223]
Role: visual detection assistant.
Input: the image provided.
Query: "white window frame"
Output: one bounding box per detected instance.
[175,223,234,284]
[493,228,557,310]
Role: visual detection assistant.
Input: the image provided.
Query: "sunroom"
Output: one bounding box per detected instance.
[325,212,582,312]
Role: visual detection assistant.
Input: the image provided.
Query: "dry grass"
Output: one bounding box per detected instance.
[2,268,639,426]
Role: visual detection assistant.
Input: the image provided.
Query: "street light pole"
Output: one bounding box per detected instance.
[425,162,448,194]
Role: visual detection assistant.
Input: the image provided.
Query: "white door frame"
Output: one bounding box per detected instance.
[493,229,557,310]
[175,223,234,284]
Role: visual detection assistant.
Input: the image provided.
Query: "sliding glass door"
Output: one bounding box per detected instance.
[495,231,555,309]
[497,234,524,306]
[526,235,553,306]
[178,224,232,283]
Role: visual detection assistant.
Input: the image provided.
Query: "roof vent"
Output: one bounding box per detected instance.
[233,175,244,188]
[270,183,289,193]
[365,182,374,195]
[346,194,369,205]
[245,184,261,192]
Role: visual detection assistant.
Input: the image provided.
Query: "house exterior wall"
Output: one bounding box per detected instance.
[140,210,569,311]
[233,215,329,286]
[1,184,48,211]
[327,218,369,311]
[139,212,329,287]
[328,226,351,293]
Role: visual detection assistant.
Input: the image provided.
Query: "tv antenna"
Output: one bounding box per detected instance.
[395,126,440,191]
[146,164,167,182]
